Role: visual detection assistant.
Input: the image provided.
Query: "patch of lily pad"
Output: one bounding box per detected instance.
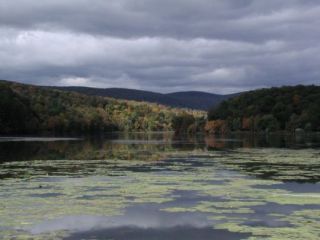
[0,145,320,239]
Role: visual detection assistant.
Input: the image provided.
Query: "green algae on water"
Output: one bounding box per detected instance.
[0,146,319,240]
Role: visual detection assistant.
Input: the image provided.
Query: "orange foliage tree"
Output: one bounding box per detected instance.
[204,120,228,134]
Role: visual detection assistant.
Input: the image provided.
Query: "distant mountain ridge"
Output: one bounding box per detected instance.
[53,86,237,110]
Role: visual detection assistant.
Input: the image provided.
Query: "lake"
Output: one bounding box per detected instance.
[0,132,319,239]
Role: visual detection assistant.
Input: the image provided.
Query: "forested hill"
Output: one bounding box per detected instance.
[207,85,320,133]
[167,91,238,110]
[0,80,205,134]
[53,86,235,110]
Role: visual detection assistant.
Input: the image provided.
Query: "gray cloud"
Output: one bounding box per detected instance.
[0,0,319,94]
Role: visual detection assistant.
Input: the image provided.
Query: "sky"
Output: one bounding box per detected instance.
[0,0,320,94]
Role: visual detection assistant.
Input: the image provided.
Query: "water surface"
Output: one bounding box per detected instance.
[0,132,319,239]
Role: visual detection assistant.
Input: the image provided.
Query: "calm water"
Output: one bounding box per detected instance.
[0,132,319,240]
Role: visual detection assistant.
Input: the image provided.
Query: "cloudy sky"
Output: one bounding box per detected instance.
[0,0,319,94]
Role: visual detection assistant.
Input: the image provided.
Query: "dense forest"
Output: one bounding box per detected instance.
[207,85,320,133]
[1,81,319,135]
[0,81,205,134]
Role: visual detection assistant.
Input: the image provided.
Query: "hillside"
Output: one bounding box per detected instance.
[207,85,320,133]
[167,91,237,110]
[53,86,235,110]
[0,80,205,134]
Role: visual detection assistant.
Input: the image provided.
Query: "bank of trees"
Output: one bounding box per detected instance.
[0,81,204,134]
[0,84,39,133]
[172,113,206,134]
[3,81,317,135]
[207,85,320,133]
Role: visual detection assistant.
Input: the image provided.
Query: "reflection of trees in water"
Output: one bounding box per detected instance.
[0,135,175,162]
[205,136,226,149]
[1,133,319,182]
[205,132,320,150]
[0,132,319,163]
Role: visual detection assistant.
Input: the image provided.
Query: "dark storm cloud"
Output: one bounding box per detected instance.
[0,0,319,93]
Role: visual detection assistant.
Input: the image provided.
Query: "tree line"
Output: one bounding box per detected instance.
[206,85,320,133]
[1,81,318,135]
[0,81,205,134]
